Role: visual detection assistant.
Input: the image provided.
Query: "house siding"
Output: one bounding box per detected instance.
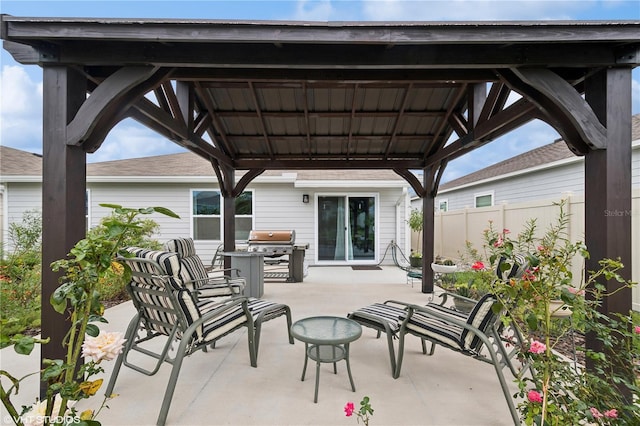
[3,183,42,252]
[436,146,639,211]
[3,180,408,267]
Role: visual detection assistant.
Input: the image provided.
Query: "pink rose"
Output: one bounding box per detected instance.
[528,340,546,355]
[604,409,618,419]
[590,407,603,419]
[567,287,585,296]
[527,390,543,403]
[344,402,355,417]
[635,326,640,334]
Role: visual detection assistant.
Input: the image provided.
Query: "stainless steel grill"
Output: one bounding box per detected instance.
[246,230,307,282]
[247,230,296,256]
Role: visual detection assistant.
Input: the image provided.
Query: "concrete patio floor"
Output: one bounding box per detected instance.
[1,266,520,425]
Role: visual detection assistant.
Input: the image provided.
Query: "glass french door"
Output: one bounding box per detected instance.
[317,195,376,262]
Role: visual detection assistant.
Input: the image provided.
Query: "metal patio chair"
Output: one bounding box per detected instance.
[105,248,256,426]
[164,237,294,358]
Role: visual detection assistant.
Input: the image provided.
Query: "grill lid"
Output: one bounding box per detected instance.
[248,230,295,245]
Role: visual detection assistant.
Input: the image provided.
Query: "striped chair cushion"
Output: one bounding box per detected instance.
[164,237,198,258]
[247,298,288,321]
[403,309,464,350]
[194,298,248,343]
[349,303,406,334]
[460,294,499,351]
[401,294,499,353]
[163,238,210,287]
[163,238,240,297]
[123,247,182,290]
[496,253,529,280]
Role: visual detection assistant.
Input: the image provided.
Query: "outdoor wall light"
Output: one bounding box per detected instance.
[302,194,310,203]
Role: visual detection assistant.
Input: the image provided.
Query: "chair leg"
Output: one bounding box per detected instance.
[105,314,140,396]
[394,330,406,379]
[156,336,190,426]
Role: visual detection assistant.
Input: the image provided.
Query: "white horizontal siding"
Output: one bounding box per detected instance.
[3,183,42,252]
[2,181,407,267]
[439,148,639,212]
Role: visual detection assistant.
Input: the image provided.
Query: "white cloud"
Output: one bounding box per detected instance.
[292,0,335,21]
[361,0,593,21]
[87,118,187,163]
[0,65,43,153]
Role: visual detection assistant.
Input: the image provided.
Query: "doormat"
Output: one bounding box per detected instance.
[351,266,382,270]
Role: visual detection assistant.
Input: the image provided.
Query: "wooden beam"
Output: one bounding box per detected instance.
[512,68,606,149]
[66,66,168,150]
[393,168,426,198]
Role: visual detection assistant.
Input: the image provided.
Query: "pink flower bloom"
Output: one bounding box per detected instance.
[471,261,485,270]
[635,326,640,334]
[528,340,546,354]
[493,236,503,248]
[590,407,603,419]
[567,287,585,296]
[503,229,510,234]
[604,409,618,419]
[344,402,355,417]
[527,390,543,403]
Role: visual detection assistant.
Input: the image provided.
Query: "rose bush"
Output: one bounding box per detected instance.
[480,200,639,425]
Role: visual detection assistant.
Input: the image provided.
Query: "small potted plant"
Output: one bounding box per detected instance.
[431,257,457,273]
[407,208,424,267]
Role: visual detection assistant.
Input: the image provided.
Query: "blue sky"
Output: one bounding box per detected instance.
[1,1,639,183]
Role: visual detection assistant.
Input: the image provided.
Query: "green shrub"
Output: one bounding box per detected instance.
[0,208,163,342]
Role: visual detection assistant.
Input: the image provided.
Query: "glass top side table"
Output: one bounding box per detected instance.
[291,316,362,403]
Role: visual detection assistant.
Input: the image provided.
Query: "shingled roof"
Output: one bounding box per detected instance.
[439,113,640,191]
[0,146,43,177]
[0,146,405,182]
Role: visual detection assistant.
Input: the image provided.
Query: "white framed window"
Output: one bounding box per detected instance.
[192,189,221,240]
[191,189,253,241]
[474,191,494,208]
[438,199,448,212]
[234,190,254,241]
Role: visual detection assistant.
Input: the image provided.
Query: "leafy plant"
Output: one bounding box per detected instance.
[0,204,179,426]
[407,208,424,256]
[0,209,164,342]
[344,396,374,426]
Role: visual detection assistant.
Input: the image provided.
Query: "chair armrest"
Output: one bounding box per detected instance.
[437,291,478,306]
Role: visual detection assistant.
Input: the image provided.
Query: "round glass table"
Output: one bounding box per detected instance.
[290,316,362,403]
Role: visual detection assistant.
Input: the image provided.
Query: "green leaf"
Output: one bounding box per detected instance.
[51,287,69,314]
[86,324,100,337]
[13,335,36,355]
[152,206,180,218]
[526,313,538,331]
[99,203,123,209]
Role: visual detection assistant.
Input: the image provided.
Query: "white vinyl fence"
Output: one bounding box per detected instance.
[422,190,640,311]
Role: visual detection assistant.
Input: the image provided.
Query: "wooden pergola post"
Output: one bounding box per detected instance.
[40,66,87,397]
[584,68,633,387]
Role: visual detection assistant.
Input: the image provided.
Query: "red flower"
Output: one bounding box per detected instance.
[527,390,543,403]
[471,261,485,270]
[344,402,355,417]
